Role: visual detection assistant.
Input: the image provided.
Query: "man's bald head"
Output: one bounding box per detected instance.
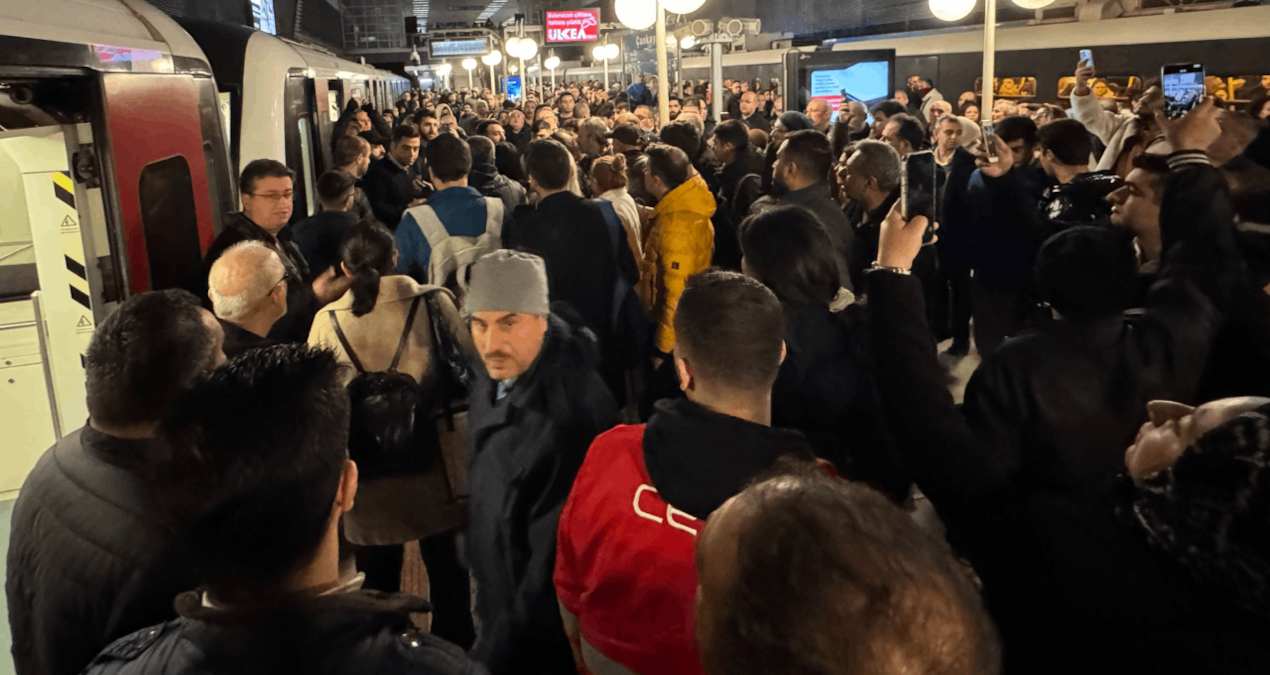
[696,461,1002,675]
[208,241,287,325]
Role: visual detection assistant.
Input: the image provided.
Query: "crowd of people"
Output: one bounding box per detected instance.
[7,56,1270,675]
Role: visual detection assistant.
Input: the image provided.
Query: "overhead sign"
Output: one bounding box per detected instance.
[430,38,490,57]
[546,10,600,43]
[623,28,677,82]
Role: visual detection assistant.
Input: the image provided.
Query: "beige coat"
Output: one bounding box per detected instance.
[309,275,477,545]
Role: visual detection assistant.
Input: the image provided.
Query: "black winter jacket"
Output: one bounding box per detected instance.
[202,213,319,343]
[754,182,856,290]
[362,156,416,230]
[291,210,358,282]
[466,314,618,675]
[934,147,979,264]
[7,426,194,675]
[866,153,1247,674]
[82,590,488,675]
[506,193,638,397]
[771,302,907,502]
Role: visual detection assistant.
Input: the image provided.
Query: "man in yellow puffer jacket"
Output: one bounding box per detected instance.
[641,143,717,355]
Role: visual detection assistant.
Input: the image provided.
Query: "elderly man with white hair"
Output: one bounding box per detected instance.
[207,240,287,357]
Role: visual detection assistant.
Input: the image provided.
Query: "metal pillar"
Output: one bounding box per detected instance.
[710,41,724,122]
[982,0,997,126]
[655,5,670,127]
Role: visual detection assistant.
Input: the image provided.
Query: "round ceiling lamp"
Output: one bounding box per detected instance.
[614,0,656,30]
[544,55,561,70]
[1012,0,1055,7]
[929,0,976,21]
[604,43,620,60]
[462,58,477,70]
[660,0,706,15]
[517,38,538,59]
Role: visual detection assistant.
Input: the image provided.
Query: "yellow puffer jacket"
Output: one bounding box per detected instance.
[643,174,716,353]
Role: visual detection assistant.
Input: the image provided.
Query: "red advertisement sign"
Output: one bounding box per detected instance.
[546,10,600,43]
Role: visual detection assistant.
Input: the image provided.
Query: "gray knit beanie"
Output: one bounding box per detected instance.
[463,250,550,317]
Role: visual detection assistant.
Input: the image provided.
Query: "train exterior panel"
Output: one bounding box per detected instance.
[0,0,405,496]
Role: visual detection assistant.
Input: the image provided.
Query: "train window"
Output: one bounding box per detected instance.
[138,156,203,292]
[1057,75,1140,100]
[975,77,1038,98]
[1217,75,1270,104]
[297,117,318,218]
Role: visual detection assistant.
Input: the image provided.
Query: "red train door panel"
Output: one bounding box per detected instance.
[100,73,215,295]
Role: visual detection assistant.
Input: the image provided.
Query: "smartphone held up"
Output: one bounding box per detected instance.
[902,151,938,244]
[1161,63,1205,119]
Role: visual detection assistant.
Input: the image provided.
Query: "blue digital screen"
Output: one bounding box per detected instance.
[810,61,890,123]
[506,76,522,101]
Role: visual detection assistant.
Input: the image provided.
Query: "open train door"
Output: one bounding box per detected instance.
[99,72,217,296]
[0,123,109,495]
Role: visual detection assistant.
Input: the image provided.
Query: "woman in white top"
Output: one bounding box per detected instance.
[307,221,477,647]
[589,153,642,260]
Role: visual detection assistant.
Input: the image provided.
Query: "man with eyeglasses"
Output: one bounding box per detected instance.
[203,159,348,342]
[207,241,285,357]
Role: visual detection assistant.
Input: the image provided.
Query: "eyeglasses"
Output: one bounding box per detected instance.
[247,191,295,202]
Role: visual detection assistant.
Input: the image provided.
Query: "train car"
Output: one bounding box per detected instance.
[178,19,409,222]
[0,1,408,497]
[680,5,1270,112]
[0,0,233,497]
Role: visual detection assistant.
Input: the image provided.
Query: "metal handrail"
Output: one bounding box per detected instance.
[0,320,37,332]
[30,291,62,440]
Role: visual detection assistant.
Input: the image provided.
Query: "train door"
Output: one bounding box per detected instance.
[99,73,216,294]
[284,74,322,222]
[0,123,109,495]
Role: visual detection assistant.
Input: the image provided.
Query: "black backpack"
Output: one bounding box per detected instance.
[330,295,437,477]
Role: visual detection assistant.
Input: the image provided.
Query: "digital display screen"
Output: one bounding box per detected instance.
[809,61,890,123]
[1162,66,1204,118]
[431,38,490,57]
[507,76,522,101]
[546,10,600,43]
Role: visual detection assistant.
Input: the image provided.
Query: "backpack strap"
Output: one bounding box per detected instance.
[405,204,451,249]
[329,310,366,374]
[483,197,505,240]
[388,295,424,373]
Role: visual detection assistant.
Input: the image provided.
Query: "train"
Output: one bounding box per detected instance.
[0,0,406,496]
[560,6,1270,113]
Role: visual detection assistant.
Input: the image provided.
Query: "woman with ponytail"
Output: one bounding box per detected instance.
[306,218,479,649]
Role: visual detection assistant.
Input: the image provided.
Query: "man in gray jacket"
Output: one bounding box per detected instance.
[753,129,855,291]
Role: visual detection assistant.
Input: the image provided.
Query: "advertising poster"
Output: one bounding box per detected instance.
[546,10,600,43]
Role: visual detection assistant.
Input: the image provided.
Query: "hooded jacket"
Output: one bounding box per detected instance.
[466,313,618,675]
[81,590,488,675]
[643,175,716,353]
[468,161,525,216]
[555,398,815,675]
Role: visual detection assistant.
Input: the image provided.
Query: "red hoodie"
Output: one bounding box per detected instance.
[554,424,706,675]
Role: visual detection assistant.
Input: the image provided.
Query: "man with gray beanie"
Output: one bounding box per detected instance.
[463,250,618,675]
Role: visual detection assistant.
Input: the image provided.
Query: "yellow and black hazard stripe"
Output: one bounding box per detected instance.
[53,171,92,312]
[53,170,75,210]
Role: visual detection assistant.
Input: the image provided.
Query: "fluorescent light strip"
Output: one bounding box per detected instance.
[476,0,506,20]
